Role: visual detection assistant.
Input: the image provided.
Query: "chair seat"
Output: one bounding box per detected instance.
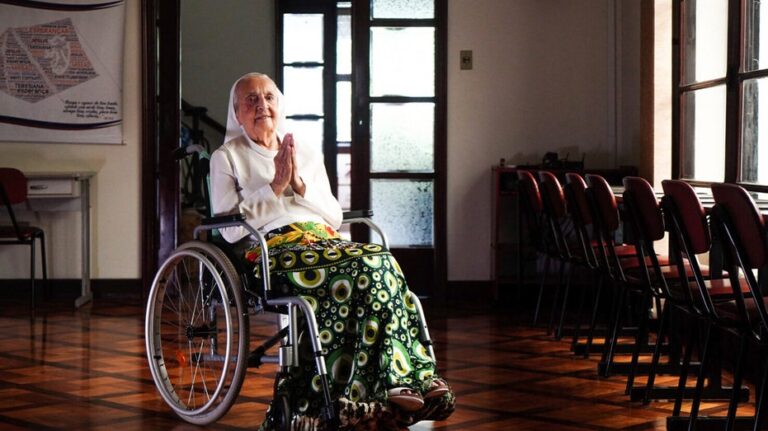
[702,277,751,297]
[624,259,713,283]
[619,256,670,271]
[716,297,768,328]
[611,244,637,257]
[0,225,44,241]
[588,242,637,257]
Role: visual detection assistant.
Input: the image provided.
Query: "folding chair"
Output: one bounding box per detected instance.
[0,167,47,310]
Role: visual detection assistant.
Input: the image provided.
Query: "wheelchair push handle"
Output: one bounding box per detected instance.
[173,144,207,160]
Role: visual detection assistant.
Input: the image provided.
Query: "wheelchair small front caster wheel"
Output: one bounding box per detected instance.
[273,395,291,431]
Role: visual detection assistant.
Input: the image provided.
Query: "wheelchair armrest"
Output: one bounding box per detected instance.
[201,213,246,226]
[340,209,389,250]
[343,209,373,220]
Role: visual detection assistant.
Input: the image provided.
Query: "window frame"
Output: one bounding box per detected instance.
[276,0,447,298]
[673,0,768,191]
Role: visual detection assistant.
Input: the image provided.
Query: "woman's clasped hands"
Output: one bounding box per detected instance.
[270,133,305,197]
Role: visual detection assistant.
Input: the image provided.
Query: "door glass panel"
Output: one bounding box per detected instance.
[337,14,352,75]
[337,82,352,142]
[285,119,324,155]
[741,78,768,183]
[681,0,728,84]
[681,85,726,181]
[337,152,351,209]
[372,0,434,19]
[371,103,434,172]
[371,179,433,246]
[284,14,323,63]
[283,67,324,116]
[745,0,768,72]
[370,27,434,97]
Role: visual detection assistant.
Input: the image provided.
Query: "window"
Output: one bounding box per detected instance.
[675,0,768,188]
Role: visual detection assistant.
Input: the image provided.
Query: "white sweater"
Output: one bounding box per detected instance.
[210,135,343,243]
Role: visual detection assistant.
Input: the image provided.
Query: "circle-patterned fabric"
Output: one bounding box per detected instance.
[247,231,453,430]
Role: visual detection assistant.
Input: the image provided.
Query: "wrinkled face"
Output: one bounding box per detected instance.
[234,75,279,142]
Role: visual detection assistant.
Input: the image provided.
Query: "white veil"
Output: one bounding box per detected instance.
[224,72,287,145]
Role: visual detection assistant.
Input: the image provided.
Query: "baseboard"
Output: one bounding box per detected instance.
[0,278,142,301]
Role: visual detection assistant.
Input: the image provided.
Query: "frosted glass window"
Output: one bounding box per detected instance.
[741,78,768,183]
[745,0,768,71]
[372,0,434,19]
[337,14,352,75]
[371,103,433,172]
[283,67,324,115]
[681,0,727,84]
[682,85,726,181]
[337,82,352,142]
[370,27,434,97]
[285,119,324,155]
[283,14,323,63]
[371,180,433,246]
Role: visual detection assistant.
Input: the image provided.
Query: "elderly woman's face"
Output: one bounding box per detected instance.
[234,75,279,142]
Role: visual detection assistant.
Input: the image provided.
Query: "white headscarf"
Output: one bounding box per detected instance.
[224,72,287,145]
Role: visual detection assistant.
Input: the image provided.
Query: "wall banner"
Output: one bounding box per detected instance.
[0,0,125,144]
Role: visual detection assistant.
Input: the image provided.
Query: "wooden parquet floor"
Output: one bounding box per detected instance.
[0,298,759,430]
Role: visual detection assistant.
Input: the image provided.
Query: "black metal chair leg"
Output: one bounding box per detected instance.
[753,355,768,431]
[601,287,625,377]
[547,259,566,335]
[673,332,694,416]
[725,335,748,431]
[571,270,590,350]
[39,233,48,300]
[584,276,604,359]
[30,239,36,311]
[533,256,551,325]
[643,303,669,405]
[687,323,713,431]
[556,262,574,340]
[626,292,651,395]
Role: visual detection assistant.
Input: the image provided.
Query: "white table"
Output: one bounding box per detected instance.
[24,171,95,308]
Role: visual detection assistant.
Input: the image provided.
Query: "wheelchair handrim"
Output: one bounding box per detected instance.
[145,248,233,417]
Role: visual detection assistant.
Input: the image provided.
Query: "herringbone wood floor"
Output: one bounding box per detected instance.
[0,296,760,430]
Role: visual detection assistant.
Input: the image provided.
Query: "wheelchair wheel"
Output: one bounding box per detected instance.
[145,240,249,425]
[274,394,291,431]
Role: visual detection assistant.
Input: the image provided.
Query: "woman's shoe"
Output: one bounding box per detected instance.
[387,387,424,411]
[424,378,449,399]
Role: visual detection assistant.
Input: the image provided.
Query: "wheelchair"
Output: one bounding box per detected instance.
[144,147,436,428]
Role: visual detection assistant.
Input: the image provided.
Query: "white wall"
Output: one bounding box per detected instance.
[181,0,275,126]
[1,0,141,280]
[446,0,641,280]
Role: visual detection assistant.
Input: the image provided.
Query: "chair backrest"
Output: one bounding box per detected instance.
[621,176,676,299]
[0,168,27,205]
[661,180,711,254]
[537,171,566,220]
[711,183,768,269]
[565,173,592,226]
[711,182,768,332]
[0,168,28,240]
[538,170,572,258]
[585,173,620,233]
[517,170,543,215]
[563,172,598,268]
[622,176,665,242]
[660,179,713,312]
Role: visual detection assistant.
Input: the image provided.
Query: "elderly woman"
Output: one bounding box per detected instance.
[210,72,454,430]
